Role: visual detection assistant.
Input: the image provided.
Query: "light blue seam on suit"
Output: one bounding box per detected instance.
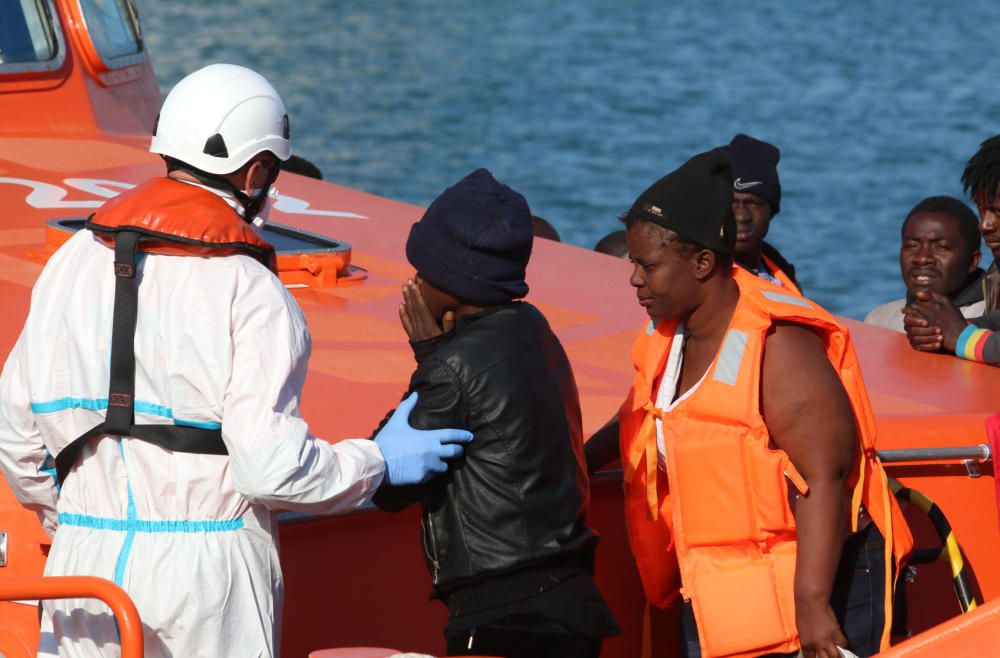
[30,397,221,430]
[55,445,243,585]
[54,443,242,638]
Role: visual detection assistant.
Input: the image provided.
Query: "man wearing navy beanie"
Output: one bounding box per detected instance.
[405,168,533,305]
[722,134,802,293]
[373,168,619,658]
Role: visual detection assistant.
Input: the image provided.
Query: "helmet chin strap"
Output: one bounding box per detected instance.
[165,157,282,223]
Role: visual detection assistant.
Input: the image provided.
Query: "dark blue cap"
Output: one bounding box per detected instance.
[406,168,533,304]
[722,133,781,213]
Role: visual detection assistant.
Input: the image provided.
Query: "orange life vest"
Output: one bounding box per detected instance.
[87,176,276,270]
[761,253,801,295]
[619,267,912,658]
[54,176,277,483]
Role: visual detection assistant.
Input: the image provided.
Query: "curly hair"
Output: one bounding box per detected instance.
[961,135,1000,204]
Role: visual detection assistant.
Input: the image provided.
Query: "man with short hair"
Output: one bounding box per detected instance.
[721,133,802,293]
[0,64,471,658]
[586,149,911,658]
[866,196,983,332]
[904,136,1000,364]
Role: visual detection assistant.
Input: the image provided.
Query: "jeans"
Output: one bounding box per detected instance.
[680,524,887,658]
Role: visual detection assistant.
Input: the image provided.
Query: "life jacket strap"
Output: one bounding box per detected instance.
[54,229,227,485]
[105,230,140,434]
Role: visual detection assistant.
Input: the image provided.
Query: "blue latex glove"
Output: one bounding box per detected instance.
[374,392,473,486]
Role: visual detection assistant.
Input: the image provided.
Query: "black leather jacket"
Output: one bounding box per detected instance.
[372,302,595,592]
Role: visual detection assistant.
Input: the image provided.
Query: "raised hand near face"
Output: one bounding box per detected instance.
[399,278,455,342]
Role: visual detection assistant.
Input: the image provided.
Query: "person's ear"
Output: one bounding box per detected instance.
[246,159,270,193]
[231,161,256,197]
[235,157,274,196]
[691,248,717,281]
[970,248,982,272]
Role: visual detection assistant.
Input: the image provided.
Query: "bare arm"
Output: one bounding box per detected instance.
[584,415,620,474]
[762,322,854,658]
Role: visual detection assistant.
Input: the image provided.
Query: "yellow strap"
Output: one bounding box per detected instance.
[625,402,664,520]
[878,467,894,651]
[944,531,965,581]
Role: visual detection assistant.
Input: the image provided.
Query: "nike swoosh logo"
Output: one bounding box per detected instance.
[734,178,762,190]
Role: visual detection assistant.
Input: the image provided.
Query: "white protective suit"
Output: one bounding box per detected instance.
[0,221,385,657]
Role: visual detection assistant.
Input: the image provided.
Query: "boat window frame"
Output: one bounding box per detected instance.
[72,0,147,72]
[0,0,67,74]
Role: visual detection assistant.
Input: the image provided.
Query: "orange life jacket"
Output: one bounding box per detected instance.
[54,176,276,483]
[761,253,801,295]
[619,267,912,658]
[87,176,276,270]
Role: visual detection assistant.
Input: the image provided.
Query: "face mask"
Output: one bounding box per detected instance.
[249,186,279,230]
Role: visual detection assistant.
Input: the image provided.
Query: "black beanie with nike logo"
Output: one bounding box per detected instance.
[722,133,782,214]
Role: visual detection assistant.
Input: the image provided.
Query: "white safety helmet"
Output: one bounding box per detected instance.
[150,63,292,175]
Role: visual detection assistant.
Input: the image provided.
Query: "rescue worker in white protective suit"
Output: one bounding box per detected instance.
[0,63,472,658]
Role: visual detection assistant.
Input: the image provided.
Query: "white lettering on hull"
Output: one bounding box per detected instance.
[0,177,367,219]
[0,177,104,209]
[272,194,365,218]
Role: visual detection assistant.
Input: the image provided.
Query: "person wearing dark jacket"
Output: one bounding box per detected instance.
[866,196,984,332]
[905,136,1000,364]
[721,133,803,293]
[371,168,619,658]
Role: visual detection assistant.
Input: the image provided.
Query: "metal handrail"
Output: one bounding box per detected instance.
[591,445,996,470]
[0,576,143,658]
[877,444,991,464]
[276,443,994,527]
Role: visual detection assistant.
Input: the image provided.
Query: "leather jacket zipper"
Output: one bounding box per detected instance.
[424,513,441,584]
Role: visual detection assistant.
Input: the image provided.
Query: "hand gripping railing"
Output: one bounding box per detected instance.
[0,576,143,658]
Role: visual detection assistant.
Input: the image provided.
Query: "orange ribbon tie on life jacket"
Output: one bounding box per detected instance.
[624,401,664,520]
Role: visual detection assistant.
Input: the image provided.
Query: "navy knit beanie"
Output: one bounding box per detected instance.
[722,134,781,213]
[406,168,533,305]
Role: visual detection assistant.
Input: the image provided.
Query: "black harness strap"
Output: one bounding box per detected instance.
[55,230,227,484]
[104,230,140,434]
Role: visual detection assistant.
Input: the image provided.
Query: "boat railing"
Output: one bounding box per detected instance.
[277,444,994,526]
[0,576,143,658]
[878,444,992,478]
[878,444,991,463]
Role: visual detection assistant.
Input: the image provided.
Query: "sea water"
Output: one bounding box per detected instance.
[141,0,1000,318]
